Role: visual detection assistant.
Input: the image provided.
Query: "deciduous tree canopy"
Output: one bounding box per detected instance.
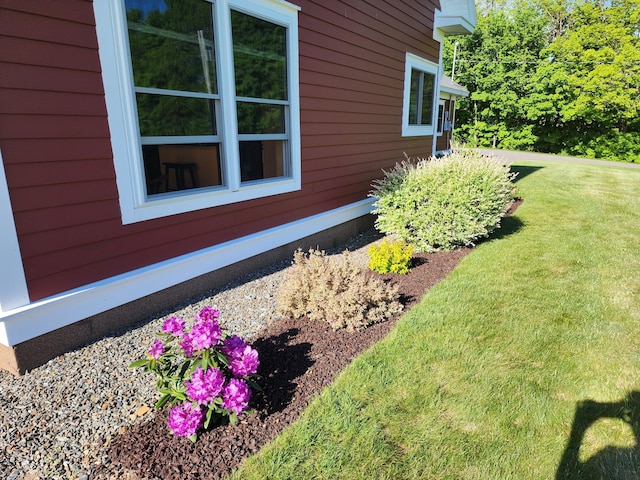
[445,0,640,162]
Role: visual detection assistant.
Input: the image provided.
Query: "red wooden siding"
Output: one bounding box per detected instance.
[0,0,443,302]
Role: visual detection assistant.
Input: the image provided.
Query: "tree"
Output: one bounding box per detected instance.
[445,0,640,162]
[444,1,548,150]
[529,0,640,160]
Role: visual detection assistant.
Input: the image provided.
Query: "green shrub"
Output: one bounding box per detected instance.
[277,248,403,331]
[369,150,517,252]
[367,238,414,275]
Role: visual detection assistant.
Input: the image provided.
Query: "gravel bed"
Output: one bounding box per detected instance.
[0,230,380,480]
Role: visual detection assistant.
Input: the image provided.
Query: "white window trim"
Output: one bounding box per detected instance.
[94,0,301,224]
[401,52,440,137]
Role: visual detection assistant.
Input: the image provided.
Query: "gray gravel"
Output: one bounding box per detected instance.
[0,231,379,480]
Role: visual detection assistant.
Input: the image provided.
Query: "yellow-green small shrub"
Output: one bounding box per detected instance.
[368,239,414,274]
[277,248,403,331]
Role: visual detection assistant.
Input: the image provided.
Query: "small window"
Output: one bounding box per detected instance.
[402,53,439,137]
[94,0,301,223]
[437,100,446,135]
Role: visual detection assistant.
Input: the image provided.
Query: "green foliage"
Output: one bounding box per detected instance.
[370,150,517,252]
[444,1,548,151]
[367,239,414,275]
[276,248,403,331]
[445,0,640,162]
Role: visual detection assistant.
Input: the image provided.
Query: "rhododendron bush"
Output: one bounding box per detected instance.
[130,307,260,442]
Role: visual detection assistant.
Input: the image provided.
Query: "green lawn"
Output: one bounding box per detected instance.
[232,160,640,480]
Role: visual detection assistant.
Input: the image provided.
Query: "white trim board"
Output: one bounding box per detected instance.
[0,147,30,313]
[0,199,374,346]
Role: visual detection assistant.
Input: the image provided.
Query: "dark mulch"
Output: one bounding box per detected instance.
[105,200,521,480]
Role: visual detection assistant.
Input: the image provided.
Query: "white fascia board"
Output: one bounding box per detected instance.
[0,148,30,313]
[0,198,374,346]
[440,85,469,97]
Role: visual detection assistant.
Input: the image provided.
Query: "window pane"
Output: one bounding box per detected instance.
[231,10,287,100]
[239,140,286,182]
[143,144,222,196]
[136,93,216,137]
[237,102,285,135]
[126,0,217,94]
[409,69,420,125]
[420,73,435,125]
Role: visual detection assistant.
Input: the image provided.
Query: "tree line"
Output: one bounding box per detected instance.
[443,0,640,162]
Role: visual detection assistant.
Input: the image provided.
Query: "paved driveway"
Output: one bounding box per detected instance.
[474,148,640,169]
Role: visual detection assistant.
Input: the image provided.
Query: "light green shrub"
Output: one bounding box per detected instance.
[367,238,414,275]
[276,248,403,331]
[369,150,517,252]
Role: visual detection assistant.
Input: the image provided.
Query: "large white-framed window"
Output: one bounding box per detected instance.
[94,0,301,223]
[401,53,439,137]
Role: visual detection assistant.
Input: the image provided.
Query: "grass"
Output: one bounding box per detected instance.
[231,160,640,480]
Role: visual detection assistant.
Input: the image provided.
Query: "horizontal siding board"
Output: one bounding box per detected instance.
[300,41,400,79]
[0,90,106,116]
[1,0,96,25]
[0,138,113,163]
[303,122,404,137]
[233,202,337,237]
[0,36,100,71]
[300,67,399,99]
[22,212,239,281]
[0,7,97,48]
[0,63,103,94]
[9,180,118,212]
[303,147,403,166]
[302,132,401,148]
[300,84,398,107]
[300,18,401,68]
[0,115,109,139]
[301,96,401,117]
[13,201,120,236]
[4,159,115,188]
[302,1,426,57]
[304,155,399,185]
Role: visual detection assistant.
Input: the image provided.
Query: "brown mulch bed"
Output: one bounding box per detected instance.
[105,200,522,480]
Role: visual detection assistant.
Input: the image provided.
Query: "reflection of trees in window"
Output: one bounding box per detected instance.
[409,68,435,126]
[126,0,217,137]
[127,0,216,92]
[231,10,287,135]
[135,93,216,137]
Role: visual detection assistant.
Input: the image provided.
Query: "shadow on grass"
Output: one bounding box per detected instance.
[487,214,525,243]
[556,391,640,480]
[511,164,544,182]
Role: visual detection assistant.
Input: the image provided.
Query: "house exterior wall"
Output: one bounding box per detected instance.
[0,0,440,303]
[0,0,476,374]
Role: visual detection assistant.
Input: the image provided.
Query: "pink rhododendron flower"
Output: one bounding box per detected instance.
[222,378,251,415]
[180,337,195,358]
[222,335,248,356]
[162,316,185,336]
[185,366,225,405]
[195,306,220,322]
[167,402,204,438]
[148,338,164,360]
[229,345,260,377]
[187,319,222,351]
